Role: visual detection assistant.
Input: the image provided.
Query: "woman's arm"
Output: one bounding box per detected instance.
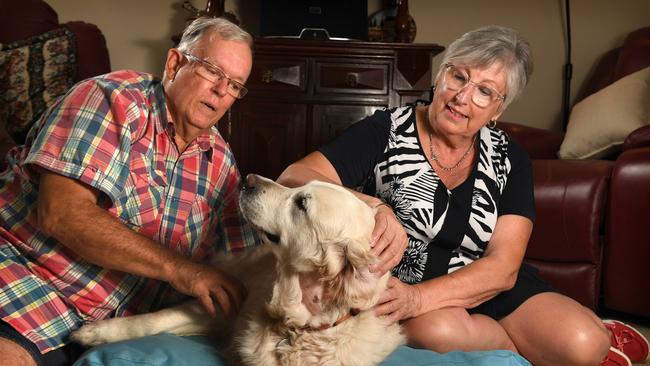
[279,151,387,206]
[376,214,532,322]
[277,151,342,186]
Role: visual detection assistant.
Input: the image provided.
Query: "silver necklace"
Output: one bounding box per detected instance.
[428,133,475,171]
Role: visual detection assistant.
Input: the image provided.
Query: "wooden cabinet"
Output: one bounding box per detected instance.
[220,38,444,180]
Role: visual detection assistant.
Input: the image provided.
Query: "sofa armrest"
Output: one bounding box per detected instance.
[524,159,613,309]
[63,21,111,81]
[622,125,650,151]
[0,0,59,42]
[498,122,564,159]
[603,146,650,317]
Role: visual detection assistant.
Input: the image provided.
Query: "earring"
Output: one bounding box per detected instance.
[488,119,497,128]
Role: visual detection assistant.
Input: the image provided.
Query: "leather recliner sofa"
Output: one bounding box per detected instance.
[500,27,650,318]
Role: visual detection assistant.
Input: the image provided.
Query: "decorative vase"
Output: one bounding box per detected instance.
[394,0,416,43]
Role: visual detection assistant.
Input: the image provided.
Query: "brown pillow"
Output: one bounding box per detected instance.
[0,27,76,144]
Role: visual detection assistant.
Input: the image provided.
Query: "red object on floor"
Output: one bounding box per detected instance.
[600,347,631,366]
[604,320,650,363]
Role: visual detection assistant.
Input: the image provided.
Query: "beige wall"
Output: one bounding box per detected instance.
[408,0,649,131]
[48,0,649,131]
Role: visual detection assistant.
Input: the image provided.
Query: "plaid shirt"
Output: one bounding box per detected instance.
[0,70,258,353]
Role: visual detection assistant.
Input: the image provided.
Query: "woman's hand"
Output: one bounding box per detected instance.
[369,203,408,274]
[169,261,248,318]
[375,276,422,323]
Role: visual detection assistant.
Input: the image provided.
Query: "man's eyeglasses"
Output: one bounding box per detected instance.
[182,52,248,99]
[441,64,505,108]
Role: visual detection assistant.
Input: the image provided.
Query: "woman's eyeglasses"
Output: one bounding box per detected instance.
[441,64,505,108]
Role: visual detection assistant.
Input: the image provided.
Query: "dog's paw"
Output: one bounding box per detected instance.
[70,317,138,346]
[70,321,115,346]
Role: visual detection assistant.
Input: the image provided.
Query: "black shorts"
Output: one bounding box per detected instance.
[0,321,85,366]
[467,263,555,320]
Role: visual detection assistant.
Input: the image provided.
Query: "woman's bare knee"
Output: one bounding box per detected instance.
[500,293,610,366]
[404,308,470,350]
[403,308,515,353]
[0,338,37,366]
[561,323,610,366]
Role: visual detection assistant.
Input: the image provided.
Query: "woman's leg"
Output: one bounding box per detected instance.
[402,307,518,353]
[499,292,610,366]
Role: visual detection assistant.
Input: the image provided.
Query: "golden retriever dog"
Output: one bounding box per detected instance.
[72,174,405,365]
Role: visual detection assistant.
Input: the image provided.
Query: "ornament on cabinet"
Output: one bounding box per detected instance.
[368,0,416,43]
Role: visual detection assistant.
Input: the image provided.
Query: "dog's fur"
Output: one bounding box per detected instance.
[71,175,404,365]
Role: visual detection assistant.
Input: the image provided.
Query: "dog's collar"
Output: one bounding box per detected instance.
[275,309,362,350]
[302,308,360,331]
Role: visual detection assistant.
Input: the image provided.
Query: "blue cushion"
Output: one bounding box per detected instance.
[381,346,531,366]
[73,334,227,366]
[73,334,531,366]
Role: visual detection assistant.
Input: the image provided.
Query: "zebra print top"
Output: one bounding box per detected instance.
[320,106,535,284]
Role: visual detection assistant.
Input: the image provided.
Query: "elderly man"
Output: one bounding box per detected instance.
[0,17,257,366]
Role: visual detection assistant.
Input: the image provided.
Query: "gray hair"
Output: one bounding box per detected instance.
[435,25,533,109]
[177,17,253,54]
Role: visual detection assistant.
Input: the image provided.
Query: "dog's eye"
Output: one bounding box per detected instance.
[294,194,309,212]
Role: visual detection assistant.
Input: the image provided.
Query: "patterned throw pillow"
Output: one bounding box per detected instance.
[0,27,76,145]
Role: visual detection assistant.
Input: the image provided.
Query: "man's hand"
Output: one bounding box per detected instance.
[369,204,408,274]
[170,262,247,318]
[374,276,422,323]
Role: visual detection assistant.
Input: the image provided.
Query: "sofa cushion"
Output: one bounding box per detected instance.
[527,159,613,262]
[525,159,613,310]
[0,27,76,144]
[558,67,650,159]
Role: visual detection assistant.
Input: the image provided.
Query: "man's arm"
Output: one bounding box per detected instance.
[36,170,246,317]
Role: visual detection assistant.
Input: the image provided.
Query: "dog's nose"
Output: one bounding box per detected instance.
[242,174,258,192]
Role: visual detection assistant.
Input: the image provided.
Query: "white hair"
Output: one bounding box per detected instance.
[177,17,253,54]
[435,25,533,108]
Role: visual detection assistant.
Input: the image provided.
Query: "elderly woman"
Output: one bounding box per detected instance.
[278,26,648,366]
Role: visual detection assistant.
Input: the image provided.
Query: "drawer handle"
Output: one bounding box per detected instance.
[260,66,301,86]
[262,70,273,83]
[346,73,359,87]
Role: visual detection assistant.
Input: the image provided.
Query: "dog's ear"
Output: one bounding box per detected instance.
[328,238,384,310]
[267,269,314,327]
[343,238,375,270]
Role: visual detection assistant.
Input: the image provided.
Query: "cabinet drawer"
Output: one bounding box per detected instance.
[315,62,388,95]
[311,104,384,151]
[247,58,306,92]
